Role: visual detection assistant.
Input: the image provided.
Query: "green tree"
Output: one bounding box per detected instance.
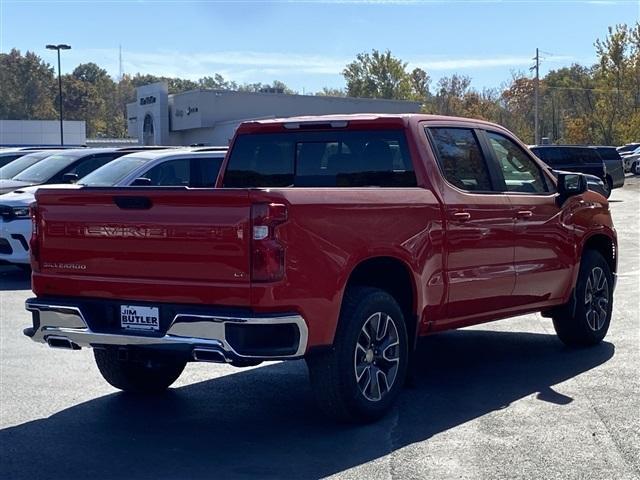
[343,49,417,100]
[315,87,346,97]
[0,49,56,120]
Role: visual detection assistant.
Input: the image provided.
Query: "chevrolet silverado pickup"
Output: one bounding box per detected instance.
[24,114,617,422]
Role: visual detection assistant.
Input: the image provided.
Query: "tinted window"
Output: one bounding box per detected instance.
[79,156,149,186]
[0,153,24,169]
[13,154,78,182]
[427,128,493,192]
[595,147,621,161]
[0,151,54,179]
[141,159,190,186]
[191,157,223,187]
[224,130,416,188]
[531,147,564,166]
[487,132,549,193]
[66,154,119,179]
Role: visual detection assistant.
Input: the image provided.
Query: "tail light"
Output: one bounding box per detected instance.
[29,202,40,269]
[251,203,287,282]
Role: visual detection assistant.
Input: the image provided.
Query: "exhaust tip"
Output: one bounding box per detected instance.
[46,336,80,350]
[192,347,228,363]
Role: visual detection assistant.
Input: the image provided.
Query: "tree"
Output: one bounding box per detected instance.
[343,49,417,100]
[0,49,56,120]
[315,87,346,97]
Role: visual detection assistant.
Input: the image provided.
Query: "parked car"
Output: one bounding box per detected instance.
[616,142,640,156]
[25,114,617,422]
[621,147,640,174]
[0,150,226,266]
[78,149,226,187]
[0,150,65,180]
[0,147,163,195]
[592,146,625,189]
[0,148,45,169]
[530,145,610,196]
[0,146,85,168]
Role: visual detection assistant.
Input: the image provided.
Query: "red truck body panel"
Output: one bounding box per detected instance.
[31,114,617,352]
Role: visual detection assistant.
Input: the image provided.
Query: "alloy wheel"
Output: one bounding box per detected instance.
[584,266,609,331]
[353,312,400,402]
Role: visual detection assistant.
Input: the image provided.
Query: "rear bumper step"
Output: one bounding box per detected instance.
[24,299,308,361]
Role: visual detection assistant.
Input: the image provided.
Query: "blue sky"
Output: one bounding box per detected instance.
[1,0,638,93]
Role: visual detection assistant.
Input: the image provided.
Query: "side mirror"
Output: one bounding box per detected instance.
[62,172,79,183]
[131,177,152,186]
[557,172,587,203]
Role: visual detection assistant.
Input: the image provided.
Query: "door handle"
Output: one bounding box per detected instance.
[453,212,471,221]
[516,210,533,218]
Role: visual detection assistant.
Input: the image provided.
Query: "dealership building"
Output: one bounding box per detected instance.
[127,82,421,146]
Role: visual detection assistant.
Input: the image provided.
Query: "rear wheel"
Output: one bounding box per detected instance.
[306,286,409,423]
[604,176,613,198]
[552,250,613,346]
[94,349,186,393]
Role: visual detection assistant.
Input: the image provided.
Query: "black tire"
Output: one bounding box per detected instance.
[94,349,186,393]
[552,250,613,346]
[306,286,409,423]
[604,176,613,198]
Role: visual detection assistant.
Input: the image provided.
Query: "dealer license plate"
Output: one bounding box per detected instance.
[120,305,160,331]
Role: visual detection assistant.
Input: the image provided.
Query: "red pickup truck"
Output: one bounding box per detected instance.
[25,114,617,422]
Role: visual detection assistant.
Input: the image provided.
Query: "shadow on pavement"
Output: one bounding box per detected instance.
[0,330,614,479]
[0,266,30,291]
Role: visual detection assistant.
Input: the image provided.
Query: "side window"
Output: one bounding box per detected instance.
[486,132,549,194]
[68,154,117,179]
[191,157,223,187]
[428,127,493,192]
[142,159,190,186]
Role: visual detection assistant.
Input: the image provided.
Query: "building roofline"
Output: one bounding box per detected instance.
[169,88,422,106]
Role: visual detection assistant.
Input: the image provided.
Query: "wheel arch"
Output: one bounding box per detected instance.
[343,255,419,348]
[582,233,617,275]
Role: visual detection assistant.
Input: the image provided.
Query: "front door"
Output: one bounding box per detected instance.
[426,126,515,321]
[483,130,575,305]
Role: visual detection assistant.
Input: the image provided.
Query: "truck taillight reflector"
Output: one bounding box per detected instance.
[251,203,287,282]
[29,203,40,269]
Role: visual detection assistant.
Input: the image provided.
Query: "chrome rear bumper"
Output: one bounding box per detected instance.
[24,299,308,362]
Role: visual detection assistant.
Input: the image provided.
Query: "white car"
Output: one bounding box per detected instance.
[0,149,226,266]
[622,147,640,173]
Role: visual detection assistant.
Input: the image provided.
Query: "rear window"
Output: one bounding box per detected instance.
[223,130,417,188]
[595,147,621,161]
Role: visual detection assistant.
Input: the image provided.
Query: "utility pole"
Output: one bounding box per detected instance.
[534,48,540,145]
[46,44,71,146]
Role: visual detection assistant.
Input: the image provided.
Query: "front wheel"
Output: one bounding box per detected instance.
[552,250,613,346]
[94,349,186,393]
[306,286,409,423]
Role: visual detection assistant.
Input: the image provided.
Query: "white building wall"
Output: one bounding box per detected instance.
[128,84,422,146]
[0,120,86,146]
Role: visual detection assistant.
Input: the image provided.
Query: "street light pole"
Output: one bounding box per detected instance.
[46,44,71,146]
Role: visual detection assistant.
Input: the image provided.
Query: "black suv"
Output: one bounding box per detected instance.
[530,145,610,195]
[593,146,625,190]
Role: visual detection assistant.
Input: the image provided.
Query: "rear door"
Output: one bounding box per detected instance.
[483,130,575,305]
[425,126,515,321]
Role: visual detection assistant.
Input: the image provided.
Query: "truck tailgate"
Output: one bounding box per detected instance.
[33,188,252,305]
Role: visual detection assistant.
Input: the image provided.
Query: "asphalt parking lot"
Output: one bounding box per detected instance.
[0,178,638,480]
